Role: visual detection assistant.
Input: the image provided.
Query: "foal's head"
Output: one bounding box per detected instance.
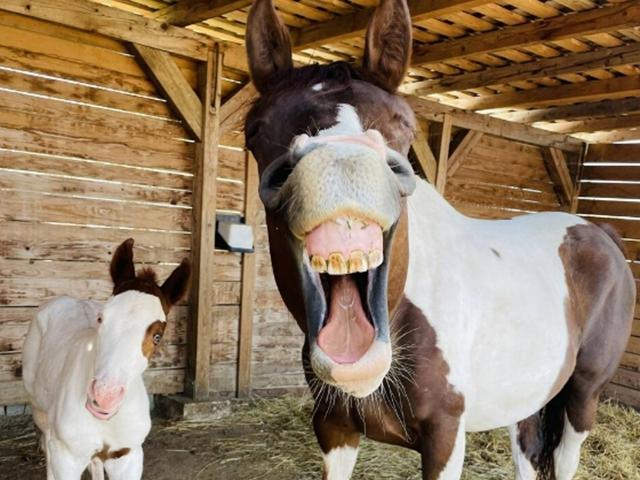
[85,239,190,420]
[245,0,416,397]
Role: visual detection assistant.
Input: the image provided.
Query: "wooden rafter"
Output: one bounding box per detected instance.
[496,98,640,124]
[0,0,212,60]
[152,0,252,27]
[447,130,483,178]
[445,75,640,111]
[293,0,489,50]
[411,120,437,184]
[543,148,574,207]
[407,96,584,153]
[403,43,640,95]
[435,114,452,194]
[574,129,640,143]
[220,83,257,136]
[132,44,203,141]
[539,113,640,135]
[411,1,640,66]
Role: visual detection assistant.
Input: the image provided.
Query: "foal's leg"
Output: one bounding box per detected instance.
[508,414,542,480]
[103,446,144,480]
[313,408,360,480]
[420,414,465,480]
[48,439,87,480]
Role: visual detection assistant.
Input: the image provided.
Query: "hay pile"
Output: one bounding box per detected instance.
[167,395,639,480]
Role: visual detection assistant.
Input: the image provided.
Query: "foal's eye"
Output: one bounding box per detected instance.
[152,333,162,345]
[97,316,102,324]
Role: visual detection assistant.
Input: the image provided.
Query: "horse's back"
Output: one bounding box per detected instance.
[23,296,101,408]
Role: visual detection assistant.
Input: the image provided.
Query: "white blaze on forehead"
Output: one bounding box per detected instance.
[311,82,323,91]
[317,103,364,137]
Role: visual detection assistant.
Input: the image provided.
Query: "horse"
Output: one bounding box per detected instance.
[243,0,635,478]
[22,238,190,480]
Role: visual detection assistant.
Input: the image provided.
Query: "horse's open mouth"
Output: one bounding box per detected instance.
[305,215,385,365]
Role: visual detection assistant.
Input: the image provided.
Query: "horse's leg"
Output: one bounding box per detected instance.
[508,414,542,480]
[103,446,144,480]
[89,458,105,480]
[48,438,86,480]
[420,414,465,480]
[313,408,360,480]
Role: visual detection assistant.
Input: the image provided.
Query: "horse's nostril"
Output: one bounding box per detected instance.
[92,399,99,407]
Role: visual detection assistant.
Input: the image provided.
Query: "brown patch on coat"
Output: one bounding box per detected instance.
[142,320,166,359]
[113,269,171,314]
[387,204,409,316]
[92,444,130,462]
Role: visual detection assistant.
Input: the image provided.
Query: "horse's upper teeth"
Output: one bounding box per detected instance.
[328,252,348,275]
[309,250,383,274]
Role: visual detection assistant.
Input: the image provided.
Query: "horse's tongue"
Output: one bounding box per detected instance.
[317,276,374,364]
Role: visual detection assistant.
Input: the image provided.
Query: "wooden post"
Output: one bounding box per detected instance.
[435,114,453,195]
[236,152,259,397]
[411,119,438,184]
[186,45,223,400]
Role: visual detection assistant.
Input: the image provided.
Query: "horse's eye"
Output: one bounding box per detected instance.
[97,316,102,324]
[153,333,162,345]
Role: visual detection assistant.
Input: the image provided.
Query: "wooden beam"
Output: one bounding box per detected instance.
[0,0,211,60]
[435,114,452,194]
[543,148,574,207]
[132,44,203,141]
[187,46,223,401]
[585,143,640,163]
[404,43,640,95]
[495,98,640,124]
[443,75,640,111]
[447,130,483,177]
[412,1,640,66]
[152,0,252,27]
[574,129,640,144]
[293,0,489,50]
[411,120,437,184]
[538,113,640,135]
[220,83,257,136]
[237,152,259,398]
[406,96,584,153]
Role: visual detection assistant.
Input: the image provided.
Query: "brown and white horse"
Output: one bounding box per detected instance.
[244,0,635,478]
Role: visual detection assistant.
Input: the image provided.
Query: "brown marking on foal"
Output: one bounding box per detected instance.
[142,320,166,359]
[113,269,172,314]
[92,444,130,462]
[387,205,409,316]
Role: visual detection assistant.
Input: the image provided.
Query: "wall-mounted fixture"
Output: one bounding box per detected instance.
[215,214,254,253]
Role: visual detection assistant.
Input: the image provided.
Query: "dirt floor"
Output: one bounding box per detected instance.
[1,395,638,479]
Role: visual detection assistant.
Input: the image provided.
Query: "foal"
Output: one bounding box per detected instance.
[22,238,190,479]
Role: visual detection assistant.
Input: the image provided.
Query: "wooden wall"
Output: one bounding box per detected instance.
[578,143,640,409]
[0,12,245,404]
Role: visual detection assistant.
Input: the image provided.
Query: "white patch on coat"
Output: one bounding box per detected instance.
[437,419,465,480]
[323,446,358,480]
[22,292,162,479]
[508,424,537,480]
[317,104,363,137]
[554,413,588,480]
[403,179,587,432]
[311,82,324,91]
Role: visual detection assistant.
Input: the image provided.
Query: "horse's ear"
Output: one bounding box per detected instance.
[362,0,412,93]
[110,238,136,289]
[161,259,191,308]
[246,0,293,93]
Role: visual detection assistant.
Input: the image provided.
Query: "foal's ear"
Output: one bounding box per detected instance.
[161,259,191,308]
[246,0,293,93]
[362,0,412,93]
[110,238,136,288]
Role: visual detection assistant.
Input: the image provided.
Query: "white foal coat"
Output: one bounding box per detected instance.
[22,296,154,479]
[405,179,586,432]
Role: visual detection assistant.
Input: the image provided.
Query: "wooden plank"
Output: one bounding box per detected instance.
[407,96,584,154]
[447,130,483,178]
[435,114,452,194]
[579,182,640,200]
[539,113,640,135]
[582,165,640,182]
[220,83,257,136]
[187,47,222,401]
[411,2,640,66]
[578,200,640,220]
[603,381,640,409]
[586,144,640,163]
[410,120,437,184]
[444,75,640,111]
[497,98,640,124]
[152,0,252,27]
[576,129,640,144]
[237,153,259,397]
[0,0,212,60]
[293,0,489,50]
[132,44,203,141]
[579,217,640,241]
[405,43,640,95]
[543,148,574,206]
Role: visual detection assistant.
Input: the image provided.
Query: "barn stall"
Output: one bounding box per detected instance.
[0,0,638,478]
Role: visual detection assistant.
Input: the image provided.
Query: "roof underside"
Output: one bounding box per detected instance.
[92,0,640,143]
